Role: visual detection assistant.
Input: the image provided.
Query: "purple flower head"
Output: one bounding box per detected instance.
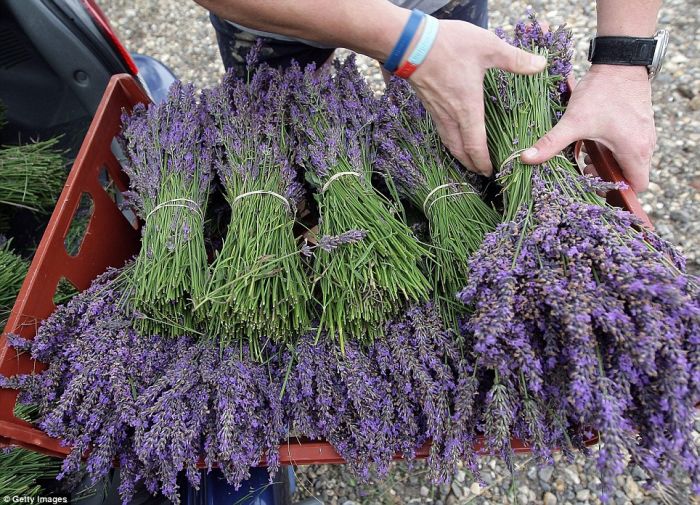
[317,229,368,252]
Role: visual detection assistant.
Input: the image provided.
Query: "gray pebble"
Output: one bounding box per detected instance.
[576,489,591,501]
[539,466,555,483]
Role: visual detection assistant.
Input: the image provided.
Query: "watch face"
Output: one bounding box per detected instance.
[650,30,670,79]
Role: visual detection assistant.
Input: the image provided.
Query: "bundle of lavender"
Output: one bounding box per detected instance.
[289,57,431,347]
[2,267,286,505]
[284,302,477,483]
[458,17,700,498]
[0,138,65,214]
[201,64,310,349]
[375,79,499,325]
[0,237,28,324]
[121,82,212,336]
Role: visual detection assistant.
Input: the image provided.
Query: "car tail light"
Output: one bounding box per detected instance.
[81,0,139,75]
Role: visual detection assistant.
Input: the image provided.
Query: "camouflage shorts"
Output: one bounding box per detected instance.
[210,0,488,77]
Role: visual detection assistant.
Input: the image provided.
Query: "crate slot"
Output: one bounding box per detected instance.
[63,192,94,257]
[97,166,138,229]
[53,277,78,306]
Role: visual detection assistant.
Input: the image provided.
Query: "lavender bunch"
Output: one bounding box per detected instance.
[199,66,310,350]
[3,268,287,504]
[1,267,153,497]
[289,57,431,347]
[121,81,211,336]
[375,80,499,325]
[460,174,700,497]
[0,137,65,213]
[0,445,61,498]
[464,16,700,498]
[133,339,285,501]
[284,303,472,482]
[0,237,29,324]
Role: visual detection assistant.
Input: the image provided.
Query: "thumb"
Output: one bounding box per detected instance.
[520,115,581,165]
[492,38,547,75]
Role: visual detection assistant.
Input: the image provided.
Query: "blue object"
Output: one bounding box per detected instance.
[131,53,177,103]
[383,9,424,72]
[406,14,439,66]
[180,467,296,505]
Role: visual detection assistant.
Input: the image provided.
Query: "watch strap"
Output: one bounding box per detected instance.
[588,36,657,66]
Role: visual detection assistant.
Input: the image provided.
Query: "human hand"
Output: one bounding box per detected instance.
[408,20,547,176]
[521,64,655,192]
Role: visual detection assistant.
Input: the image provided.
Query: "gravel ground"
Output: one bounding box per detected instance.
[101,1,699,503]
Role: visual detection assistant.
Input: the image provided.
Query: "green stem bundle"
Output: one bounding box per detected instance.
[290,59,431,349]
[0,239,29,325]
[376,83,500,325]
[121,83,211,337]
[201,69,311,350]
[0,138,65,213]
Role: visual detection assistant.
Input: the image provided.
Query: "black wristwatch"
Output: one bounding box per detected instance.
[587,30,670,80]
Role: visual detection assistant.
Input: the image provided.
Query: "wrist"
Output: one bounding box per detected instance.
[343,3,411,62]
[589,64,650,81]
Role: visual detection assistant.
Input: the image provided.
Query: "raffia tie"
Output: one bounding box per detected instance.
[320,171,363,193]
[145,198,204,221]
[231,190,293,214]
[422,183,478,215]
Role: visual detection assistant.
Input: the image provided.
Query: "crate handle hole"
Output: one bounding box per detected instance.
[53,277,78,306]
[63,192,94,257]
[97,166,138,230]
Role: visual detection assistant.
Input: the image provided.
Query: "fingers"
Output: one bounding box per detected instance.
[611,150,651,192]
[430,107,472,168]
[458,99,492,176]
[491,36,547,75]
[520,114,581,165]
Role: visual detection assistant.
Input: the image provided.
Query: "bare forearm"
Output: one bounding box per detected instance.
[194,0,408,61]
[596,0,661,37]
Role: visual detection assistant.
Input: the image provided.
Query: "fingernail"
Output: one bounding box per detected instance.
[522,147,538,159]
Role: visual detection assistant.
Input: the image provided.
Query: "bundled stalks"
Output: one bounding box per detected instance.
[459,17,700,498]
[201,64,310,349]
[0,138,65,213]
[2,267,285,505]
[0,445,61,498]
[121,82,212,336]
[0,237,29,324]
[289,57,431,347]
[285,302,476,482]
[375,80,500,325]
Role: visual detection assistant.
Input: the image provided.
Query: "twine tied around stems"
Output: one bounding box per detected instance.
[422,183,478,215]
[498,148,570,174]
[321,171,363,193]
[145,198,204,221]
[231,190,293,214]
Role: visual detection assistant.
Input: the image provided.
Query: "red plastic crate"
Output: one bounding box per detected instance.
[0,74,648,463]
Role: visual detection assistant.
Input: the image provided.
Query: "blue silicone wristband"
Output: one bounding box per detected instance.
[406,14,439,66]
[384,9,425,73]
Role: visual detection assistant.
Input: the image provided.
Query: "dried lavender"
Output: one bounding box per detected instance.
[289,57,431,347]
[459,172,700,496]
[375,80,500,325]
[0,137,65,213]
[284,303,471,482]
[3,266,286,504]
[200,65,310,350]
[463,16,700,498]
[121,81,211,336]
